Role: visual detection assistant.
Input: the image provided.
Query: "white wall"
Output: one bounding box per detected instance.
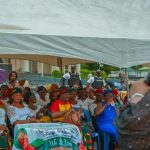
[22,60,30,72]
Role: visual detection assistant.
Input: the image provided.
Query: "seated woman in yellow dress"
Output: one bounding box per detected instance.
[49,87,73,122]
[50,87,92,150]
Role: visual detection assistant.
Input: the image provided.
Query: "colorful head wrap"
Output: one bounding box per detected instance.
[11,87,22,95]
[59,87,70,95]
[0,84,12,98]
[68,87,77,93]
[50,83,59,91]
[94,89,104,94]
[104,89,113,97]
[112,88,119,96]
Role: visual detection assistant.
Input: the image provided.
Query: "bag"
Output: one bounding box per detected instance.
[64,110,81,126]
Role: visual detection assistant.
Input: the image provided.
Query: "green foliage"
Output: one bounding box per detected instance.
[51,70,61,78]
[80,69,91,79]
[80,69,107,79]
[81,63,99,71]
[101,71,108,79]
[81,63,119,78]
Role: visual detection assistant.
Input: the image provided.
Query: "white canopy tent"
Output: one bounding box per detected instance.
[0,0,150,67]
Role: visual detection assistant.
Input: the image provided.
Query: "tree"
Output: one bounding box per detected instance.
[81,63,119,78]
[51,70,61,78]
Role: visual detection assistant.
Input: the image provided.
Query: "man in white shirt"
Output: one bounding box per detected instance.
[87,70,106,90]
[63,65,82,87]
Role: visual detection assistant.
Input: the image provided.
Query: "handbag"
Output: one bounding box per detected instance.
[64,110,81,126]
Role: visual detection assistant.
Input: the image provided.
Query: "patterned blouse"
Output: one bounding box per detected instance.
[7,105,35,125]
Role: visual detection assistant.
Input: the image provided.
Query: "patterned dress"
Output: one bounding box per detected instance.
[115,90,150,150]
[7,105,34,125]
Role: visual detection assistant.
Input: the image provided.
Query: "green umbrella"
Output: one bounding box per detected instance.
[138,66,150,71]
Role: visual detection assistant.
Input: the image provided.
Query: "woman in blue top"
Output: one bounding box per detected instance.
[96,89,118,140]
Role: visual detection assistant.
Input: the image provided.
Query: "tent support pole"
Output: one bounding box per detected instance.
[124,68,129,101]
[57,57,63,85]
[41,63,44,77]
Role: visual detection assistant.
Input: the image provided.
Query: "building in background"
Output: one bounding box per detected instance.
[0,58,80,76]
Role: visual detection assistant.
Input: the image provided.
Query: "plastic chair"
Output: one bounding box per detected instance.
[91,132,100,150]
[89,114,111,150]
[91,131,111,150]
[99,132,110,150]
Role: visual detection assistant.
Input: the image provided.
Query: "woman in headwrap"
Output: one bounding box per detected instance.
[96,89,118,140]
[7,87,40,126]
[49,87,73,122]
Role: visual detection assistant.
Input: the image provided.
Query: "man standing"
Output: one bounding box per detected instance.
[62,65,82,87]
[87,70,106,90]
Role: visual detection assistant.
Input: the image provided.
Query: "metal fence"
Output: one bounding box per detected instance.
[18,73,122,88]
[18,74,88,86]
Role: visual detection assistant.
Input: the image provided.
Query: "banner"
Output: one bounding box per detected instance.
[13,123,82,150]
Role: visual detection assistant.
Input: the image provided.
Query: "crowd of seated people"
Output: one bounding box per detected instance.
[0,71,128,150]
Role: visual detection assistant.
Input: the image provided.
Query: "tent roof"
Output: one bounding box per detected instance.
[0,0,150,67]
[127,68,135,72]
